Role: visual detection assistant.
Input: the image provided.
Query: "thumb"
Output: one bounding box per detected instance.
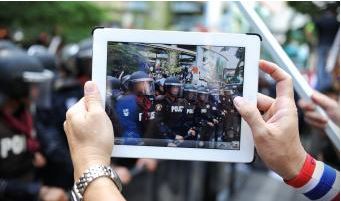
[84,81,103,112]
[233,96,265,134]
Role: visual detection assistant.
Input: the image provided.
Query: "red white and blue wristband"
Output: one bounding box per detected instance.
[284,154,339,201]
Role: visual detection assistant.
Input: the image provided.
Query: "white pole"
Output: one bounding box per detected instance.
[326,29,340,73]
[236,1,340,150]
[205,1,224,31]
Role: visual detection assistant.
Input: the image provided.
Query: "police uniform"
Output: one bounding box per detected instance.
[154,76,185,147]
[34,42,90,189]
[155,95,185,141]
[182,99,196,140]
[0,47,52,200]
[181,84,198,144]
[209,90,225,145]
[195,86,215,148]
[221,88,240,147]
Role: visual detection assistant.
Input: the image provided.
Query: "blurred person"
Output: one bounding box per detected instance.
[32,43,84,191]
[298,90,340,168]
[64,60,339,201]
[35,32,50,47]
[0,48,67,201]
[313,5,340,92]
[298,90,339,129]
[0,27,11,40]
[33,39,93,190]
[75,39,92,85]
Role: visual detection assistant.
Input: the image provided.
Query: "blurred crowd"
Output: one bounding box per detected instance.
[0,2,339,201]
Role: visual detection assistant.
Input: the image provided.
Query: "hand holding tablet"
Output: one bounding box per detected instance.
[233,60,306,179]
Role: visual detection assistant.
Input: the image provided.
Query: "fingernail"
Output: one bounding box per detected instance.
[233,96,244,108]
[85,81,95,94]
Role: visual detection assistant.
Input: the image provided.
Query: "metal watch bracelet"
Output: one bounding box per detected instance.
[71,165,122,201]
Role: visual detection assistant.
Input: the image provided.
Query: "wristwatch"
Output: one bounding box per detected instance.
[71,165,122,201]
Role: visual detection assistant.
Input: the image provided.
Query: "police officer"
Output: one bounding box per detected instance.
[34,42,87,191]
[115,71,156,145]
[107,76,123,103]
[130,71,157,141]
[209,87,225,147]
[155,76,185,146]
[0,47,67,201]
[114,74,140,144]
[195,86,215,148]
[181,84,197,146]
[221,86,240,149]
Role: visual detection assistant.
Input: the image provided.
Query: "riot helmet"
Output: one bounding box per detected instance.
[0,40,20,51]
[0,49,53,105]
[210,88,221,103]
[197,86,210,103]
[60,43,79,75]
[164,76,182,98]
[75,38,92,78]
[183,83,197,102]
[27,45,56,71]
[129,71,155,96]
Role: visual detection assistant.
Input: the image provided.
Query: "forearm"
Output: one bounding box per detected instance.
[285,154,340,200]
[84,177,125,201]
[73,157,126,201]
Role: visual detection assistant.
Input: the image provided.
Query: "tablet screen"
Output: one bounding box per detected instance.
[106,42,245,150]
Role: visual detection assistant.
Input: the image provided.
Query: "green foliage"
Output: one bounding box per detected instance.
[107,43,146,77]
[0,1,108,42]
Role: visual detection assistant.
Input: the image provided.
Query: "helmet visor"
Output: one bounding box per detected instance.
[198,93,209,102]
[184,90,197,101]
[132,79,155,96]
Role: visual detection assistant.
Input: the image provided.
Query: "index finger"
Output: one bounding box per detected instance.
[259,60,294,98]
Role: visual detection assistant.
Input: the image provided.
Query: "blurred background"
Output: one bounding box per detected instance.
[0,1,339,201]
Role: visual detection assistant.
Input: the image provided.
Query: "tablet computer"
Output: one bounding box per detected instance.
[92,28,260,162]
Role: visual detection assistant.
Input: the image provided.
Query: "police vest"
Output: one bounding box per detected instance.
[0,121,34,178]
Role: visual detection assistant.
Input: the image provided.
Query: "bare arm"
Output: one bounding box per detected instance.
[64,81,125,201]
